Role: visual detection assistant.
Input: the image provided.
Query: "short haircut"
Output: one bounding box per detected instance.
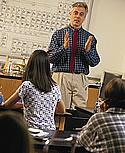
[71,2,88,17]
[104,78,125,109]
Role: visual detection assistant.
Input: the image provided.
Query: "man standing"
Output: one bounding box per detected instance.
[47,2,100,109]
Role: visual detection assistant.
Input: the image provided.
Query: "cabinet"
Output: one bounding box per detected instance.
[0,76,22,100]
[87,87,99,108]
[0,75,99,108]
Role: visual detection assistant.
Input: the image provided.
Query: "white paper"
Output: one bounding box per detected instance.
[28,128,49,137]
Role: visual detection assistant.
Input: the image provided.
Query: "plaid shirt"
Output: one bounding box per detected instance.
[47,24,100,74]
[78,107,125,153]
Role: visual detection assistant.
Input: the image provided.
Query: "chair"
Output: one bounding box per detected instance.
[55,107,94,131]
[63,108,94,131]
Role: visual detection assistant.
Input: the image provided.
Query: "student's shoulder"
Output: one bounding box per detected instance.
[52,84,60,90]
[21,81,33,86]
[89,112,107,122]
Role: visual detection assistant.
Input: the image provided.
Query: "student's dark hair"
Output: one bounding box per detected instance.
[103,78,125,109]
[0,111,33,153]
[22,50,56,93]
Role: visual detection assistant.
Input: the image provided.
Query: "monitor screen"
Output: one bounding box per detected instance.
[99,70,123,98]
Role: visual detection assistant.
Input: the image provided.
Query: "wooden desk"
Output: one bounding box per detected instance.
[0,74,99,131]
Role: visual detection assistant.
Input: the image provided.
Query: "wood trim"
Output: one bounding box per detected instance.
[87,88,99,108]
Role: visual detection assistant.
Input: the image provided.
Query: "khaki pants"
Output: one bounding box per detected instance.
[52,72,88,109]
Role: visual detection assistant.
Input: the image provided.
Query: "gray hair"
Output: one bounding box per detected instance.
[71,2,88,17]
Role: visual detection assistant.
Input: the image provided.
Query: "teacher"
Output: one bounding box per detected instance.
[47,2,100,109]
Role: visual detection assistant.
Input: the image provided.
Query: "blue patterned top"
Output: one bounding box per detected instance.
[48,24,100,74]
[17,81,61,130]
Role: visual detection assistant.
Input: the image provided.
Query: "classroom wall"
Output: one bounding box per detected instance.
[1,0,125,80]
[88,0,125,79]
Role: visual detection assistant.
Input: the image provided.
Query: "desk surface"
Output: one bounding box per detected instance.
[75,106,95,116]
[34,130,90,153]
[0,72,22,80]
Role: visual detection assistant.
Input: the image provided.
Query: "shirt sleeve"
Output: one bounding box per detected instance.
[84,36,100,67]
[16,81,29,98]
[47,31,67,63]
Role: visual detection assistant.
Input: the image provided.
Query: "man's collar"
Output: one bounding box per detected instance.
[69,24,82,31]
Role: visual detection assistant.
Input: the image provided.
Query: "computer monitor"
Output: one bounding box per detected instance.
[99,70,123,98]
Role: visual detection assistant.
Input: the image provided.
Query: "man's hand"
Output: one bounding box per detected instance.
[84,36,93,52]
[64,31,69,49]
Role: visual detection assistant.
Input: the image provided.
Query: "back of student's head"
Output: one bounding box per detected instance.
[0,111,33,153]
[23,50,56,93]
[103,78,125,109]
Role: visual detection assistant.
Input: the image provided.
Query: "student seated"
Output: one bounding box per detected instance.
[0,50,65,131]
[0,111,33,153]
[77,78,125,153]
